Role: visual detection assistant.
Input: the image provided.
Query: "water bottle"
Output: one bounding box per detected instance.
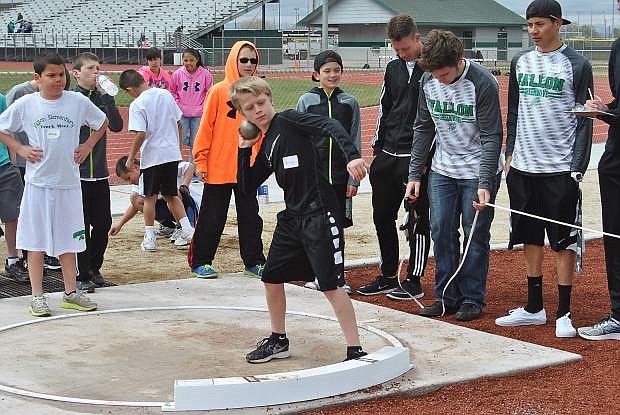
[97,74,119,96]
[257,184,269,204]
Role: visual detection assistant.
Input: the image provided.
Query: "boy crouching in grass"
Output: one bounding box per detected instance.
[0,54,108,317]
[232,76,369,363]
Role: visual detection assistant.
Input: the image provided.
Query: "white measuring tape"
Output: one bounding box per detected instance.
[485,202,620,240]
[399,201,620,315]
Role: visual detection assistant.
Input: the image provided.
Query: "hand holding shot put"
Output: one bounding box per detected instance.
[238,119,262,148]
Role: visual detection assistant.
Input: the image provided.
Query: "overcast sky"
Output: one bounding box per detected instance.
[241,0,620,30]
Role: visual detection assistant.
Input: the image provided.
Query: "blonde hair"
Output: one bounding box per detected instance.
[229,76,272,110]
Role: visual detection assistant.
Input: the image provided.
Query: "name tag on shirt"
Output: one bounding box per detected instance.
[47,129,60,139]
[282,155,299,169]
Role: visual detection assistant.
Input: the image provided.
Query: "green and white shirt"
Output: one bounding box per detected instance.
[409,60,503,190]
[506,45,593,174]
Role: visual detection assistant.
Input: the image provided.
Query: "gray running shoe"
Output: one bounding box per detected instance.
[61,291,97,312]
[29,294,51,317]
[246,336,290,363]
[578,316,620,341]
[76,280,96,293]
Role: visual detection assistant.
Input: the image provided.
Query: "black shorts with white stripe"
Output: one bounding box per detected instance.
[262,210,345,291]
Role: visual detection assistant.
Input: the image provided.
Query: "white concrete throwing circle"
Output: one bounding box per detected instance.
[0,306,405,408]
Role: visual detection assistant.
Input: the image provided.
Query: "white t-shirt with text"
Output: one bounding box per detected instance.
[0,91,106,188]
[128,88,183,170]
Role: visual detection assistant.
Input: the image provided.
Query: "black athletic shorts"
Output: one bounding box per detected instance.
[141,161,179,197]
[506,168,578,252]
[262,210,346,291]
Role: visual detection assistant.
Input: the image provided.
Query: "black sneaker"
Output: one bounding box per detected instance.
[246,336,290,363]
[90,270,109,287]
[386,277,424,301]
[419,301,458,317]
[43,255,61,270]
[455,303,482,321]
[76,280,96,293]
[344,349,368,361]
[5,259,29,283]
[356,275,398,296]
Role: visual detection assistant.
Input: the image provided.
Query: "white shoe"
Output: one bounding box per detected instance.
[556,312,577,338]
[141,235,156,252]
[174,227,194,248]
[304,280,320,290]
[495,307,547,327]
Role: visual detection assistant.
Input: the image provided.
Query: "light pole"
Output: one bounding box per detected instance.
[294,7,300,29]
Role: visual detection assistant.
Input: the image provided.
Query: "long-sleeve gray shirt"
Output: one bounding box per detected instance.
[409,60,503,190]
[505,45,593,174]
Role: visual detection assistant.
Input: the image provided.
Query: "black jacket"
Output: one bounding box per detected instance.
[238,110,360,217]
[600,37,620,153]
[296,87,361,186]
[73,84,123,179]
[372,58,424,156]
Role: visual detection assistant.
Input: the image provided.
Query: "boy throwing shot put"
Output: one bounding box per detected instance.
[233,76,369,363]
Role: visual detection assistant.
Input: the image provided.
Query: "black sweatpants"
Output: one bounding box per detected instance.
[78,179,112,281]
[598,150,620,321]
[188,183,265,269]
[370,152,430,278]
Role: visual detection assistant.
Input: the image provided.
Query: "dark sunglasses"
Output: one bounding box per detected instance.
[239,57,258,64]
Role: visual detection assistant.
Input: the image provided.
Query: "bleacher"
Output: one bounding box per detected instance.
[0,0,265,45]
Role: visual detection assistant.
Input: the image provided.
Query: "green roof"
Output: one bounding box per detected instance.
[299,0,526,27]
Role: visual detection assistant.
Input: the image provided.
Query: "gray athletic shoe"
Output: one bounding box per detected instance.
[29,294,51,317]
[578,316,620,341]
[61,291,97,312]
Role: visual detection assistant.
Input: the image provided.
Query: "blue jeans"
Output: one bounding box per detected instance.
[428,171,501,308]
[181,116,201,162]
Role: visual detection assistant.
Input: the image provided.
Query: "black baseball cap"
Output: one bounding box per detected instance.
[312,50,343,82]
[526,0,571,25]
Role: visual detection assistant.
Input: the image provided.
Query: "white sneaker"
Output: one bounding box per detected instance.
[556,312,577,338]
[304,279,320,290]
[495,307,547,327]
[174,227,194,248]
[141,234,156,252]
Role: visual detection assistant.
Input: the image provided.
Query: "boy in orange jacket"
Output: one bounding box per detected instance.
[189,41,266,278]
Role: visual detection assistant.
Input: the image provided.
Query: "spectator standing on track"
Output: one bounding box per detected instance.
[0,54,108,317]
[188,41,266,279]
[495,0,593,338]
[119,69,194,252]
[357,15,431,300]
[138,47,171,90]
[578,0,620,341]
[71,52,123,293]
[170,48,213,163]
[296,50,360,293]
[406,30,503,321]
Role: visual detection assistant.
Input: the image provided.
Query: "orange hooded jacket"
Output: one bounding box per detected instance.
[192,41,261,184]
